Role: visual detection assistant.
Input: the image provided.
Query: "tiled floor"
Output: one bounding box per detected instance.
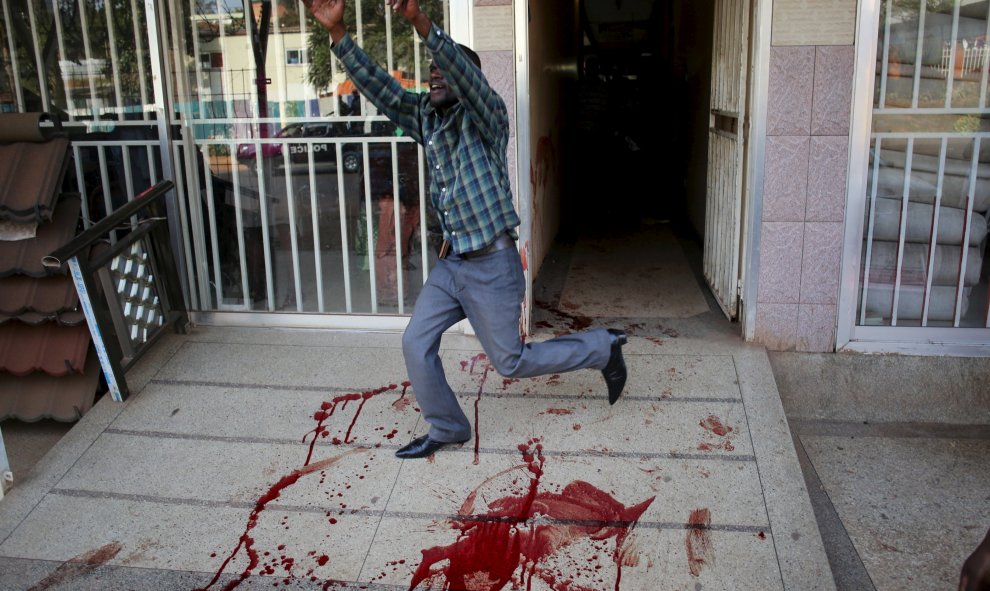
[0,223,834,590]
[0,327,832,590]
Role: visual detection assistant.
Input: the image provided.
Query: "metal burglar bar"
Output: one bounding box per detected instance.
[44,181,188,401]
[3,0,447,322]
[162,0,445,317]
[859,0,990,330]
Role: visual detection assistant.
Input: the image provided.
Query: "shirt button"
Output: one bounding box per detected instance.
[441,187,446,192]
[443,211,448,216]
[451,231,457,236]
[435,165,440,170]
[428,140,432,146]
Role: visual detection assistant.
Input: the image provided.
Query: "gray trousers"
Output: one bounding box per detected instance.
[402,246,612,443]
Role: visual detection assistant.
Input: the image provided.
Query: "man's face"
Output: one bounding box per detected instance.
[429,62,458,110]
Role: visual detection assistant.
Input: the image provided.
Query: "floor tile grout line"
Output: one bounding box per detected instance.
[148,377,743,404]
[45,487,771,533]
[354,413,423,583]
[732,354,789,591]
[0,554,410,590]
[791,433,878,591]
[100,429,757,462]
[0,339,190,549]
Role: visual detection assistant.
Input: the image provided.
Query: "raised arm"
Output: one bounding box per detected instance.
[388,0,508,147]
[303,0,424,143]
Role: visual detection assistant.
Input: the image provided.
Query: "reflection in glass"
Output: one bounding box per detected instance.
[862,1,990,329]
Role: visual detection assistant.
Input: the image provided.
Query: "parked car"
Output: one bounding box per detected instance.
[235,122,362,173]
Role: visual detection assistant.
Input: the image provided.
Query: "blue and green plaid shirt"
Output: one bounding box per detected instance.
[332,25,520,255]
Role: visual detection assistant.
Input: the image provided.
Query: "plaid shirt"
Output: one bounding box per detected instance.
[332,25,519,254]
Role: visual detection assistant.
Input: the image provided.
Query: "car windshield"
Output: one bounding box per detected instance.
[279,125,305,138]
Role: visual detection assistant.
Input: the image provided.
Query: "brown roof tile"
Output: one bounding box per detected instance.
[0,350,100,422]
[0,275,78,315]
[0,310,86,326]
[0,322,90,376]
[0,194,80,278]
[0,138,71,223]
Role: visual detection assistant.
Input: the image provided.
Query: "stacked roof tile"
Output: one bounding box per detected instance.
[0,113,99,422]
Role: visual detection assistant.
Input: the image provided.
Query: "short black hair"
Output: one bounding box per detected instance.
[457,43,481,69]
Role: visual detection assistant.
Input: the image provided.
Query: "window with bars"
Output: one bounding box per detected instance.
[860,0,990,328]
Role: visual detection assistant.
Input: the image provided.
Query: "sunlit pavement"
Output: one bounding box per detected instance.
[0,326,833,591]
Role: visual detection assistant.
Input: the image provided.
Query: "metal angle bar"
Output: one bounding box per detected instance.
[254,152,275,311]
[129,0,150,118]
[97,146,115,240]
[282,142,303,312]
[76,0,101,119]
[189,0,208,124]
[860,138,883,326]
[2,0,25,111]
[362,145,377,313]
[69,257,126,400]
[50,0,75,120]
[391,142,404,314]
[945,0,962,109]
[921,138,948,326]
[335,143,351,313]
[891,139,915,326]
[418,145,428,285]
[171,143,200,310]
[230,154,251,309]
[309,150,325,313]
[981,4,990,109]
[25,0,50,111]
[201,149,223,307]
[272,4,288,123]
[103,0,125,119]
[955,137,980,326]
[911,0,926,109]
[73,146,92,227]
[879,0,892,108]
[385,4,394,73]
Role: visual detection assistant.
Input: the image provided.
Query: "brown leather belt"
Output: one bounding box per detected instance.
[460,232,516,259]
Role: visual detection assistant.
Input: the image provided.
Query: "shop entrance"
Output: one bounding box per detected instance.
[527,0,749,336]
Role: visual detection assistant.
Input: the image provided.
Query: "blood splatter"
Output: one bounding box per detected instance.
[699,416,732,437]
[534,301,593,332]
[409,439,655,590]
[392,381,412,411]
[27,542,123,591]
[686,508,714,577]
[303,384,402,464]
[697,415,736,452]
[457,353,492,465]
[542,408,573,415]
[195,450,364,591]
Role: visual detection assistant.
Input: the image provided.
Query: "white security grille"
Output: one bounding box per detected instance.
[1,0,448,318]
[704,0,749,320]
[859,0,990,330]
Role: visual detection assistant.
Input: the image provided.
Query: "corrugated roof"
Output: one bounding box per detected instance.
[0,322,90,376]
[0,138,71,224]
[0,310,86,326]
[0,274,78,315]
[0,350,100,422]
[0,194,80,278]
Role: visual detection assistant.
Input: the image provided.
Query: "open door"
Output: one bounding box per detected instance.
[704,0,750,320]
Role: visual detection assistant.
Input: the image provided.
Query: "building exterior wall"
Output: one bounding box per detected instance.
[753,0,856,351]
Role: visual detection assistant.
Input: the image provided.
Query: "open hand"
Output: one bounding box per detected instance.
[302,0,344,33]
[385,0,422,23]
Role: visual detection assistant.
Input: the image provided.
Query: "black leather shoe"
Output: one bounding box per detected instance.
[395,435,468,459]
[602,329,628,405]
